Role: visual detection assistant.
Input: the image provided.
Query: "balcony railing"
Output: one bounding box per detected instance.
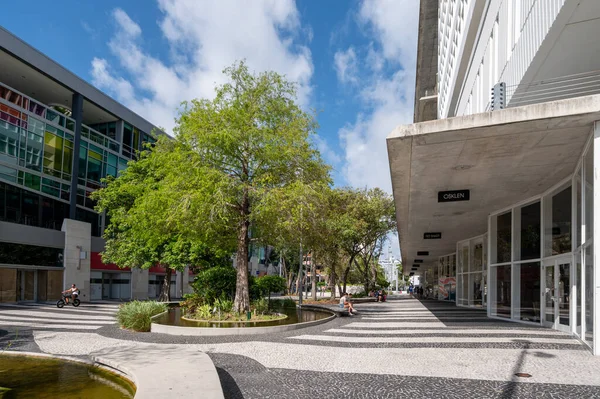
[486,70,600,111]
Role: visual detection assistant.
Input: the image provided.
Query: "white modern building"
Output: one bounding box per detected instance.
[389,0,600,355]
[439,0,600,118]
[380,246,401,291]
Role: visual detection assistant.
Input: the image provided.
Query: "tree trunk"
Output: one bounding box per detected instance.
[329,268,337,299]
[159,268,172,302]
[233,194,251,313]
[371,259,378,289]
[287,273,294,294]
[342,266,350,294]
[311,254,317,299]
[296,271,302,295]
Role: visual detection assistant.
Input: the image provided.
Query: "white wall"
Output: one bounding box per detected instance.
[61,219,91,302]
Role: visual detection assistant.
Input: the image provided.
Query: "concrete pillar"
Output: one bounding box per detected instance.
[61,219,91,302]
[131,268,149,300]
[175,268,184,299]
[69,93,83,220]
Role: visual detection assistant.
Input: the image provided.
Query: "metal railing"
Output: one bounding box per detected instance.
[485,69,600,111]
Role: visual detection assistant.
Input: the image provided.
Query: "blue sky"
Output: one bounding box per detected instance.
[2,0,419,257]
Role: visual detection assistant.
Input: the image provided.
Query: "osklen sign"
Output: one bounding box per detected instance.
[438,190,470,202]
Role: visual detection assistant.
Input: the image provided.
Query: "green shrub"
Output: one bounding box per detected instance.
[214,297,233,313]
[180,293,205,314]
[192,266,237,305]
[194,304,213,320]
[253,298,269,314]
[351,291,367,298]
[256,275,287,301]
[249,275,261,300]
[271,297,296,308]
[117,301,167,332]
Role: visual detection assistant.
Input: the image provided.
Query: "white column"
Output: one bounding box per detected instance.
[61,219,91,302]
[131,268,149,300]
[593,122,600,355]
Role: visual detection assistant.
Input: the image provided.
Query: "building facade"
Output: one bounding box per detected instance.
[389,0,600,355]
[0,27,193,303]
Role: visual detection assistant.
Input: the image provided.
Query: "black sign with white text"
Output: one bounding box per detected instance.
[424,232,442,239]
[438,190,470,202]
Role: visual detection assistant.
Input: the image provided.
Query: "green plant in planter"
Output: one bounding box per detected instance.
[117,301,167,332]
[253,298,269,315]
[195,304,212,320]
[214,297,233,313]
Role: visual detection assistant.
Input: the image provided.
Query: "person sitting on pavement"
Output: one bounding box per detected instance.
[62,284,79,304]
[377,289,386,302]
[339,292,357,315]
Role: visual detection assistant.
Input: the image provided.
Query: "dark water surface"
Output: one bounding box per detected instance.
[0,355,135,399]
[154,306,332,328]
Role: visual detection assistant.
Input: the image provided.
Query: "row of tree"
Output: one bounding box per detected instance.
[93,62,396,312]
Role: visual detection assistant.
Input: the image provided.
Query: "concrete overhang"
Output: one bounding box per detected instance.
[387,95,600,275]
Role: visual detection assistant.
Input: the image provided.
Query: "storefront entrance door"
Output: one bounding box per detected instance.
[16,270,36,302]
[542,257,571,332]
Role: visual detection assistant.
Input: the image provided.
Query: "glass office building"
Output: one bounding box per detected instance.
[0,27,192,303]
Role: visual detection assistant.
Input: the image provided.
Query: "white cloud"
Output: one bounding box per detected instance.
[333,47,358,84]
[337,0,419,192]
[358,0,418,68]
[313,135,342,166]
[91,1,313,134]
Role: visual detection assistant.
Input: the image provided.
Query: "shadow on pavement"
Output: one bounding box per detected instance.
[414,298,512,327]
[215,367,244,399]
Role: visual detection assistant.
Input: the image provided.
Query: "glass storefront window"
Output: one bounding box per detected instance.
[576,251,582,336]
[517,262,540,322]
[492,265,511,318]
[585,245,593,343]
[544,187,571,256]
[469,272,483,307]
[496,211,511,263]
[519,202,540,260]
[473,241,483,273]
[576,168,582,248]
[460,274,468,306]
[585,144,593,243]
[451,254,456,276]
[461,244,469,273]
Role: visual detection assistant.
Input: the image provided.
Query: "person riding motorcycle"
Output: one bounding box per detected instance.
[62,284,79,305]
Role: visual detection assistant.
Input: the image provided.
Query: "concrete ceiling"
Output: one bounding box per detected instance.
[387,95,600,275]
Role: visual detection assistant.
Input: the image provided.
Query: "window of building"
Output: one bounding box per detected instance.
[584,144,593,243]
[517,262,540,322]
[495,211,511,263]
[491,265,511,318]
[0,242,63,267]
[518,201,541,260]
[585,245,593,343]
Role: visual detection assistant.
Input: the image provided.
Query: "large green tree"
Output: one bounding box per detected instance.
[174,62,330,312]
[92,138,233,301]
[332,187,396,293]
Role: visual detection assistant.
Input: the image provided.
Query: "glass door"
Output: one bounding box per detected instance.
[542,257,572,332]
[543,261,556,328]
[557,261,571,332]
